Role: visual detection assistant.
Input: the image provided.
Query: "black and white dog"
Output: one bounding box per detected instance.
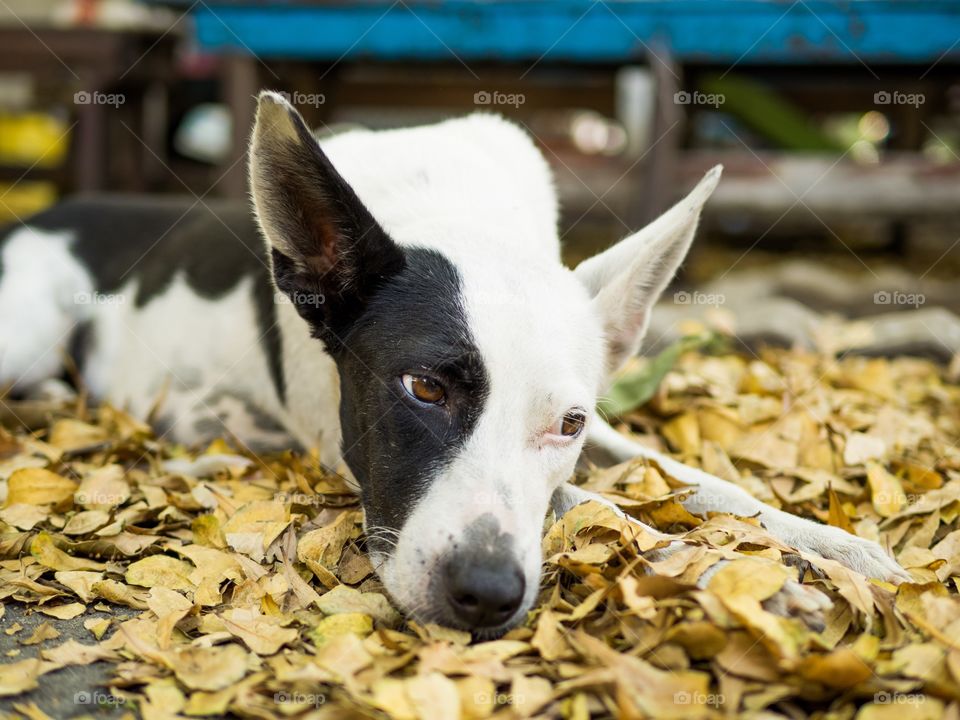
[0,92,907,634]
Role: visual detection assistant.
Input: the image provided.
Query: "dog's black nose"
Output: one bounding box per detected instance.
[443,554,526,629]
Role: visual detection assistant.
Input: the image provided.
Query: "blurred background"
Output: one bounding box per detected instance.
[1,0,958,357]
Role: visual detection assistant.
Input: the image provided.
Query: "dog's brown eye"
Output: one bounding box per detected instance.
[559,411,586,437]
[402,374,446,404]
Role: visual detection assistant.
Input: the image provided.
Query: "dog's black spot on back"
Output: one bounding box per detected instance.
[66,320,94,374]
[335,248,489,540]
[3,196,286,403]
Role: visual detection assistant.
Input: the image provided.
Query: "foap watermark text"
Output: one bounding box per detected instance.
[275,90,326,108]
[674,691,724,707]
[274,691,326,707]
[74,291,125,306]
[275,291,325,308]
[474,90,525,108]
[874,290,924,308]
[674,290,725,307]
[874,691,926,706]
[674,90,725,108]
[74,91,125,108]
[874,91,924,108]
[74,690,125,706]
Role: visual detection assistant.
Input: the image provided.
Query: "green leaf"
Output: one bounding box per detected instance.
[598,334,721,419]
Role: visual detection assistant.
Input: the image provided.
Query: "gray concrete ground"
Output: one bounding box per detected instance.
[0,603,135,719]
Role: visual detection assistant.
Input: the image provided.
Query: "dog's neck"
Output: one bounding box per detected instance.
[274,297,343,464]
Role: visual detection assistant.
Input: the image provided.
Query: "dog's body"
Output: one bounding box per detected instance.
[0,95,908,633]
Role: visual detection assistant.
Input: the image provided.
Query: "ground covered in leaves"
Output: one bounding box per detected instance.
[1,345,960,719]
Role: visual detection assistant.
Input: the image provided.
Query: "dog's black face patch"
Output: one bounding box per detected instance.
[332,248,489,544]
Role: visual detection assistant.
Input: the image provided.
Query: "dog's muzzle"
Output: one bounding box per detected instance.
[436,514,526,630]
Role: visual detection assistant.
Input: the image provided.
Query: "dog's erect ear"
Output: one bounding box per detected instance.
[574,166,721,375]
[249,91,405,351]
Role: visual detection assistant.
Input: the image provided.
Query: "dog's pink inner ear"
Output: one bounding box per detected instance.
[301,210,341,276]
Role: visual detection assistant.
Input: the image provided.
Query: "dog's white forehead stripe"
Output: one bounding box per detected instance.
[462,264,605,417]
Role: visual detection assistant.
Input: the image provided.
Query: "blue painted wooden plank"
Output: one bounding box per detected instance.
[188,1,960,64]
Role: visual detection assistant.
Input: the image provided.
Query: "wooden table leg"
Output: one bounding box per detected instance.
[632,45,682,228]
[220,53,258,198]
[74,88,106,192]
[141,80,169,191]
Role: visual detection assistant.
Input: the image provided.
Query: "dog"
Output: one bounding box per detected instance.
[0,92,908,635]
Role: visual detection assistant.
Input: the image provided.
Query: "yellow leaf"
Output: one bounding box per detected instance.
[21,622,59,646]
[297,509,361,576]
[308,613,373,647]
[54,571,103,603]
[83,617,110,640]
[62,510,110,536]
[125,555,195,592]
[532,609,573,661]
[5,468,77,507]
[92,579,149,609]
[855,697,943,720]
[844,432,886,466]
[709,559,789,603]
[729,431,799,469]
[74,465,129,510]
[828,486,856,533]
[867,462,907,517]
[0,657,42,696]
[147,586,193,649]
[222,500,290,561]
[315,585,401,626]
[38,602,85,620]
[191,514,226,548]
[796,647,872,688]
[662,412,701,455]
[405,672,462,720]
[31,532,106,572]
[665,621,728,660]
[457,676,496,720]
[171,644,249,691]
[220,608,298,656]
[0,503,48,530]
[48,419,108,451]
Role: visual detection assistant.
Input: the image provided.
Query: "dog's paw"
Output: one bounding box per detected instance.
[762,578,832,631]
[700,557,832,631]
[780,519,910,583]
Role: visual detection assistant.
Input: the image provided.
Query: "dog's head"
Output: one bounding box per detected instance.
[250,92,720,635]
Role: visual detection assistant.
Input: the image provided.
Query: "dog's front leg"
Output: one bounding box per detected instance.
[585,419,911,583]
[550,483,833,627]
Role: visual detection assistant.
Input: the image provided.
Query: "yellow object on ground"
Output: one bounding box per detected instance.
[0,112,69,168]
[0,181,57,223]
[0,112,67,222]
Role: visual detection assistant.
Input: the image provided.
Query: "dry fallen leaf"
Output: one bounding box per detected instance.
[5,468,77,507]
[0,658,42,696]
[125,555,196,592]
[220,607,299,655]
[171,643,249,691]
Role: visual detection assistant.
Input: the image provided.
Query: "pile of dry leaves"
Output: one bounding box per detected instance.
[1,343,959,719]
